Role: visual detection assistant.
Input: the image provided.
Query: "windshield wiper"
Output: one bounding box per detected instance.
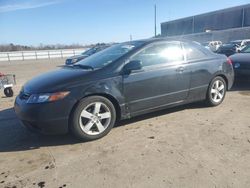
[72,64,94,70]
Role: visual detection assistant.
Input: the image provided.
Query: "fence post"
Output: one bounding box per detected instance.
[61,50,63,58]
[35,51,38,60]
[48,51,50,59]
[7,53,10,62]
[22,52,24,61]
[73,49,76,56]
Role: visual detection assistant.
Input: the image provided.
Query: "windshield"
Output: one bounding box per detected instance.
[201,42,209,46]
[76,41,144,69]
[221,43,235,48]
[230,41,241,46]
[240,45,250,53]
[82,48,98,56]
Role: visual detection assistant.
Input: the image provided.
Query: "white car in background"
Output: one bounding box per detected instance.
[240,39,250,50]
[208,41,222,52]
[230,39,250,52]
[202,41,222,52]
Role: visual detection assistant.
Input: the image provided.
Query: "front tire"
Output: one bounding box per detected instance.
[206,76,226,107]
[70,96,116,141]
[4,87,14,97]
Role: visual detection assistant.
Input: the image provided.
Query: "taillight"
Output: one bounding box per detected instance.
[227,58,233,65]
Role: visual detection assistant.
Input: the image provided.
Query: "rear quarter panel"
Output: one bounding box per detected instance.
[187,55,233,102]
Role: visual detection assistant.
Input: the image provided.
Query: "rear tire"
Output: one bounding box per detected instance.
[206,76,226,107]
[4,87,14,97]
[70,96,116,141]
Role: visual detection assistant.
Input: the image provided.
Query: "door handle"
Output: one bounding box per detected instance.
[176,66,185,73]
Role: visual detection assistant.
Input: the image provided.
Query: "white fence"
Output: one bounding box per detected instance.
[0,48,88,62]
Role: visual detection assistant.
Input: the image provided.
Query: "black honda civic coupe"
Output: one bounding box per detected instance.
[15,38,234,141]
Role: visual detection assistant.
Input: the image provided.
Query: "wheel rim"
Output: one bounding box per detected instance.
[79,102,111,135]
[210,80,225,103]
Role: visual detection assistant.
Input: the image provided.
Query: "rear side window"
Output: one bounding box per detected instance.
[183,43,208,61]
[131,42,184,67]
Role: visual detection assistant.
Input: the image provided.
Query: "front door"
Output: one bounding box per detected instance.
[123,42,190,115]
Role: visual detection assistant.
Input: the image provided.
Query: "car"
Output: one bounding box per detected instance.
[202,41,222,52]
[65,44,111,65]
[230,39,250,52]
[240,39,250,48]
[14,38,234,141]
[230,40,242,47]
[216,43,238,57]
[229,44,250,78]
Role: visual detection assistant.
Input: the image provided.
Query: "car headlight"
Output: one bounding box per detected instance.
[71,58,79,64]
[27,91,70,104]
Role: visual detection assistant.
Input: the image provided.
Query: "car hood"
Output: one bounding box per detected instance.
[23,67,92,94]
[230,53,250,64]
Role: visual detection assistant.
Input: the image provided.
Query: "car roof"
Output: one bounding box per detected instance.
[132,37,195,44]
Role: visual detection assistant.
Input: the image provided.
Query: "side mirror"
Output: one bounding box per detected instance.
[123,60,142,74]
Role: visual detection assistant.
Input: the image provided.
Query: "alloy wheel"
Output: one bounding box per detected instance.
[79,102,111,135]
[210,80,225,103]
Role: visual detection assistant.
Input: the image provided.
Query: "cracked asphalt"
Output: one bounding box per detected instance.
[0,59,250,188]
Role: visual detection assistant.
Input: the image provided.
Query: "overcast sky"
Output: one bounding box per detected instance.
[0,0,249,45]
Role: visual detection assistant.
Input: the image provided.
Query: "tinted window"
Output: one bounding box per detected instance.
[77,41,144,68]
[131,42,184,67]
[241,45,250,53]
[184,43,208,60]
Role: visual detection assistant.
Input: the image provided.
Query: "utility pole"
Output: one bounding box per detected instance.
[154,4,157,37]
[130,34,132,41]
[242,8,245,28]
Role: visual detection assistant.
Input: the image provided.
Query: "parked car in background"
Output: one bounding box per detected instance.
[229,44,250,78]
[239,39,250,49]
[230,40,242,47]
[15,38,234,141]
[65,44,111,65]
[216,43,238,57]
[230,39,250,52]
[204,41,222,52]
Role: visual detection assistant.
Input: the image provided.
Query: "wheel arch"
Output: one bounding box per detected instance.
[214,74,229,90]
[68,93,122,130]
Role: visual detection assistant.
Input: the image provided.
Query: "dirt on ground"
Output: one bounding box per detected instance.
[0,59,250,188]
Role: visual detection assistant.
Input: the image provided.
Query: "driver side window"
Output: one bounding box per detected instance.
[130,42,184,67]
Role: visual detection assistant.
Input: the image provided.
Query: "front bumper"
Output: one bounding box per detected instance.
[14,95,76,134]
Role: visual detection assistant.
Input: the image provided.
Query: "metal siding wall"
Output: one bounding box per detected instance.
[161,4,250,37]
[195,9,242,32]
[165,18,193,36]
[245,7,250,26]
[168,27,250,43]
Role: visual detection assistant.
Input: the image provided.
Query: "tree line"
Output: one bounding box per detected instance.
[0,43,107,52]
